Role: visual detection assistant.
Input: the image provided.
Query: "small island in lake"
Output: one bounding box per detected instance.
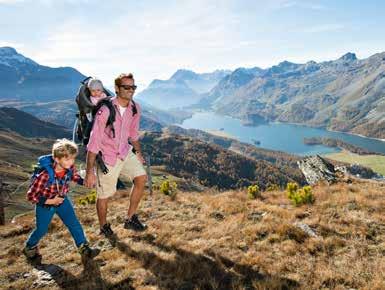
[251,139,261,145]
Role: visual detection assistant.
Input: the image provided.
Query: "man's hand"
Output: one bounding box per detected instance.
[84,171,96,188]
[85,151,97,188]
[45,196,64,206]
[131,141,145,164]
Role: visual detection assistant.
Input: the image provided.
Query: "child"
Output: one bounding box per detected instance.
[23,139,100,260]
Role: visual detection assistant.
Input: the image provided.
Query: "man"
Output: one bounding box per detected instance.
[84,73,147,237]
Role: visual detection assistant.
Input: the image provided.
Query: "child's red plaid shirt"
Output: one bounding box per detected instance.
[27,166,83,204]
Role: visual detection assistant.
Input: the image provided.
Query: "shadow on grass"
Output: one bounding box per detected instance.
[24,232,299,289]
[27,254,133,290]
[113,234,299,290]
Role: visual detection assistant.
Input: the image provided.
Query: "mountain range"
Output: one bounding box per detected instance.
[1,47,384,139]
[137,52,385,139]
[0,47,178,131]
[0,47,85,102]
[0,107,70,138]
[202,52,385,139]
[136,69,231,109]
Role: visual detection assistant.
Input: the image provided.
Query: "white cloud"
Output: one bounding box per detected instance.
[0,41,24,48]
[302,23,345,33]
[5,0,385,90]
[0,0,23,4]
[26,0,242,86]
[274,0,328,10]
[0,0,91,4]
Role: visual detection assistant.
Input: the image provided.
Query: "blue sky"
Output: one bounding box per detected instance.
[1,0,384,89]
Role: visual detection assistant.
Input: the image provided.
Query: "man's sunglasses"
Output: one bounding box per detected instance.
[119,85,137,91]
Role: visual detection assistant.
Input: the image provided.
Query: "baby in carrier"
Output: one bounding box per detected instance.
[75,76,137,187]
[75,77,111,146]
[85,78,108,122]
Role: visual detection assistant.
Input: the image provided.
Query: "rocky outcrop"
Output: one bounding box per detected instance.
[297,155,384,185]
[297,155,337,185]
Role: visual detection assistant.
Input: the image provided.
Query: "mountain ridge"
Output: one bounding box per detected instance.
[203,52,385,139]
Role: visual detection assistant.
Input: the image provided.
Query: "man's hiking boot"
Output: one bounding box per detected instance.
[23,245,42,260]
[124,214,148,231]
[100,223,114,238]
[78,243,100,259]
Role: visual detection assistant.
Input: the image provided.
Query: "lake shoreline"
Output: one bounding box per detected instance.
[269,121,385,143]
[184,110,385,143]
[205,129,236,139]
[181,111,385,156]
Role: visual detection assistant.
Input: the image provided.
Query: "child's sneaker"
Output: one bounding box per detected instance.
[78,243,100,259]
[23,245,41,260]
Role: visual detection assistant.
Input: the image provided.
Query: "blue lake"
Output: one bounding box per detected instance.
[180,111,385,156]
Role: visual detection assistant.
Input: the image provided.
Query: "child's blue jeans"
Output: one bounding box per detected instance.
[26,196,87,248]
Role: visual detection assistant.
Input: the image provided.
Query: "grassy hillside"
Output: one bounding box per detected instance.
[164,126,304,183]
[0,178,384,289]
[141,132,305,190]
[0,107,71,138]
[323,150,385,176]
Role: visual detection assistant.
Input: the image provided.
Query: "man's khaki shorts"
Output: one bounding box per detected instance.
[96,151,146,199]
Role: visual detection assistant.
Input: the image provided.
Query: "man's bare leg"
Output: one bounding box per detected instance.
[96,198,109,227]
[127,175,147,219]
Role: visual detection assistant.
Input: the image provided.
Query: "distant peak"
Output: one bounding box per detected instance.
[306,60,317,65]
[339,52,357,61]
[170,69,198,81]
[211,69,230,74]
[273,60,300,69]
[172,69,196,76]
[174,68,195,74]
[233,67,261,75]
[0,46,38,66]
[278,60,295,66]
[0,46,17,56]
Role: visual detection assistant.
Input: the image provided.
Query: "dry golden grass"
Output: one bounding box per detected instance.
[0,179,384,289]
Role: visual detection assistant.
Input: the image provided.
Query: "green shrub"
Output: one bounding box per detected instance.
[266,184,280,191]
[160,180,178,199]
[77,189,97,206]
[286,183,314,206]
[78,199,88,206]
[286,182,299,198]
[247,184,260,199]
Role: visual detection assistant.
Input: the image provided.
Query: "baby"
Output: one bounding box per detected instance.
[86,78,108,122]
[88,78,107,105]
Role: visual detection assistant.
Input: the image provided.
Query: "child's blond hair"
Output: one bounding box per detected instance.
[52,139,78,159]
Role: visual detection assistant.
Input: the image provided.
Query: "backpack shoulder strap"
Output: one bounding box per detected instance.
[81,76,92,85]
[104,99,116,126]
[36,155,55,184]
[91,98,116,137]
[66,167,74,181]
[132,100,138,116]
